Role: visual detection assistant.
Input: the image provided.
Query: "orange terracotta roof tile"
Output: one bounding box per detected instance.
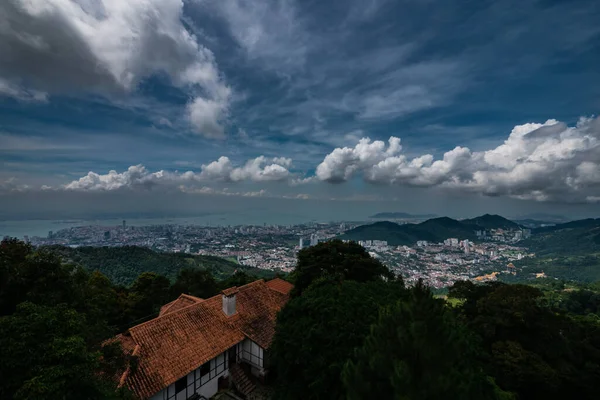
[114,278,292,399]
[265,278,293,295]
[222,286,239,296]
[159,294,203,316]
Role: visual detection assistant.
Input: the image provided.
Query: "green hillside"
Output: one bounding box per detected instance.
[462,213,521,229]
[513,218,600,282]
[523,218,600,256]
[44,245,276,286]
[340,216,490,245]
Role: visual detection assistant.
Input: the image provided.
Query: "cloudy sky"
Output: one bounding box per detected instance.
[1,0,600,221]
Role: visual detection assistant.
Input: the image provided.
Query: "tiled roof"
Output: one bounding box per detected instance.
[222,286,239,296]
[114,278,291,399]
[265,278,293,295]
[159,294,203,316]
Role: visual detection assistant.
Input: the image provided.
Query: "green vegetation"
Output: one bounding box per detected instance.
[271,241,600,400]
[0,238,275,399]
[44,245,276,286]
[514,218,600,282]
[271,280,406,400]
[290,239,394,297]
[522,218,600,256]
[448,281,600,399]
[343,282,511,400]
[340,214,517,245]
[3,237,600,400]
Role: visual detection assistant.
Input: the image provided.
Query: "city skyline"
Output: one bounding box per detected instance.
[1,0,599,220]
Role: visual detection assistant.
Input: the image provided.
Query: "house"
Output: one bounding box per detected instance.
[112,278,293,400]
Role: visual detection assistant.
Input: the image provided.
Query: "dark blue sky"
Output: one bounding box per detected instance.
[1,0,599,219]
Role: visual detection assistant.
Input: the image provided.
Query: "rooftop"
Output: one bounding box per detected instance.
[113,278,292,399]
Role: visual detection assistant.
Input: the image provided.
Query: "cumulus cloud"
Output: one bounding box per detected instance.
[0,0,230,137]
[200,156,292,182]
[62,156,292,191]
[315,116,600,202]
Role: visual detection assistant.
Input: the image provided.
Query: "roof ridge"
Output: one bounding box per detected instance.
[129,299,207,332]
[237,279,265,291]
[158,293,203,317]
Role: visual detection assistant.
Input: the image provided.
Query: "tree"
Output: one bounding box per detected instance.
[342,282,510,400]
[291,240,394,297]
[217,270,258,291]
[449,281,600,399]
[271,279,406,400]
[0,302,125,400]
[171,268,218,299]
[127,272,171,324]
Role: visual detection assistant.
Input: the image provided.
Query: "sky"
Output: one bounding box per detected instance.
[1,0,600,222]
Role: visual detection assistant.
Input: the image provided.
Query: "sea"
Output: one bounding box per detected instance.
[0,212,362,239]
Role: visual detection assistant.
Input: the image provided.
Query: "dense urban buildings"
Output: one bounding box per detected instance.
[25,220,534,287]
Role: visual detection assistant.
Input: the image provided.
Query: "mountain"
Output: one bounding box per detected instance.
[513,213,571,223]
[44,245,276,286]
[369,212,438,219]
[462,214,521,230]
[521,218,600,255]
[514,218,600,282]
[341,214,528,246]
[512,219,558,229]
[342,217,469,245]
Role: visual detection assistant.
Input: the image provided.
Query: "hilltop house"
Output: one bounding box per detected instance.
[112,278,293,400]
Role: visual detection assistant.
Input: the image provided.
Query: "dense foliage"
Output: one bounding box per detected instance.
[0,239,132,399]
[271,279,407,400]
[45,245,276,285]
[290,239,394,296]
[272,241,600,400]
[343,282,510,400]
[448,281,600,399]
[0,238,271,399]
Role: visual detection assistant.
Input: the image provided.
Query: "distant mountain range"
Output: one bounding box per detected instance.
[516,218,600,282]
[522,218,600,256]
[341,214,519,246]
[369,212,438,219]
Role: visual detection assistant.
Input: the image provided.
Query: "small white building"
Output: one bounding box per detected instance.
[112,279,293,400]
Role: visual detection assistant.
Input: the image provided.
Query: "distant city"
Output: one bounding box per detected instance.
[18,218,538,288]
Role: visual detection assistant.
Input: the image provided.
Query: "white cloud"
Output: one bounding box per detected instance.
[315,116,600,202]
[0,0,231,138]
[0,77,47,102]
[202,0,308,72]
[62,155,293,191]
[200,156,291,182]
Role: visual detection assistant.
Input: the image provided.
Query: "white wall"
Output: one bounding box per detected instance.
[149,351,230,400]
[241,338,264,371]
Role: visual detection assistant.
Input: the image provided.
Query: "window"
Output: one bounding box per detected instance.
[175,376,186,394]
[200,361,210,377]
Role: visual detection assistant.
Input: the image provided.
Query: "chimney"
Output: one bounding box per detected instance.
[222,287,238,316]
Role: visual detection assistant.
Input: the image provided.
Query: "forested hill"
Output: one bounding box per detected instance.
[340,214,517,245]
[522,218,600,256]
[511,218,600,282]
[44,245,276,286]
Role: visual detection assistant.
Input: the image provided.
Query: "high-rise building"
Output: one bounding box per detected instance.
[299,238,304,249]
[123,220,126,228]
[463,240,470,254]
[310,234,318,246]
[48,231,53,239]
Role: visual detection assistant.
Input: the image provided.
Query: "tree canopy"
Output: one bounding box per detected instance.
[271,279,406,400]
[290,239,394,296]
[448,281,600,399]
[343,282,510,400]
